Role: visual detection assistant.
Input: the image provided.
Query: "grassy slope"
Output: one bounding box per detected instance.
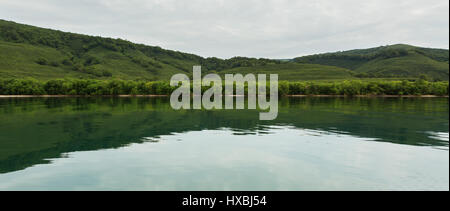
[1,20,449,81]
[0,39,356,81]
[0,19,355,82]
[0,41,77,79]
[0,19,202,80]
[221,63,355,81]
[294,44,449,80]
[355,53,449,79]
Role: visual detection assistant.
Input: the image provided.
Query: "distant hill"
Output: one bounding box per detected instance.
[294,44,449,80]
[0,20,293,80]
[221,63,354,81]
[0,20,448,81]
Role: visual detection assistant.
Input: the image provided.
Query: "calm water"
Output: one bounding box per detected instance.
[0,97,448,191]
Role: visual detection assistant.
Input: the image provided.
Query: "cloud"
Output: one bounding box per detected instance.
[0,0,448,58]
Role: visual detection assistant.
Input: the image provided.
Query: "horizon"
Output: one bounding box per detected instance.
[0,0,448,59]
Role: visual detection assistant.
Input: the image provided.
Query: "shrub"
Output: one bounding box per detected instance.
[36,58,48,65]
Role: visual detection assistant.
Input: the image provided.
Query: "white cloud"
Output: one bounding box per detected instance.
[0,0,448,58]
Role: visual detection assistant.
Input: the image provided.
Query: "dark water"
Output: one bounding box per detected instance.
[0,97,448,190]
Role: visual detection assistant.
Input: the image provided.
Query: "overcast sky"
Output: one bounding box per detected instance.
[0,0,448,59]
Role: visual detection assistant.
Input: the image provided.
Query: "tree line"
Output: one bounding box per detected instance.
[0,79,448,96]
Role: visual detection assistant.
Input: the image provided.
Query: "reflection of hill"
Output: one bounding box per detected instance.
[0,97,448,173]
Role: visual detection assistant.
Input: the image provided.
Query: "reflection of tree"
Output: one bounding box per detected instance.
[0,97,448,174]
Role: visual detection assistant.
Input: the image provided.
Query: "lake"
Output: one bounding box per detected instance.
[0,97,448,191]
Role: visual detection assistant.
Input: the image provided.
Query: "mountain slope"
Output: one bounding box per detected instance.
[0,19,206,80]
[294,44,449,80]
[1,19,356,81]
[1,20,448,81]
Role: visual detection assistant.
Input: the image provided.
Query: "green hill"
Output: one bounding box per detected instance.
[1,20,449,81]
[0,20,298,80]
[294,44,449,81]
[0,19,207,80]
[221,63,354,81]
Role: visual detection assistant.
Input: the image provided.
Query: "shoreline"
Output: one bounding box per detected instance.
[0,95,169,98]
[0,95,448,98]
[287,95,449,98]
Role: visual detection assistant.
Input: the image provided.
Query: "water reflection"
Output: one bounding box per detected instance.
[0,97,448,175]
[0,126,448,191]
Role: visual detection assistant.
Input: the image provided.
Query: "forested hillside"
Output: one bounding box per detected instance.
[294,44,449,81]
[0,20,449,81]
[0,20,292,80]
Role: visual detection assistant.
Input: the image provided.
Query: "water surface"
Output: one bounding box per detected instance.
[0,97,448,190]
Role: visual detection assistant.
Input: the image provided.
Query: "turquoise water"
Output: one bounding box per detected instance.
[0,97,448,190]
